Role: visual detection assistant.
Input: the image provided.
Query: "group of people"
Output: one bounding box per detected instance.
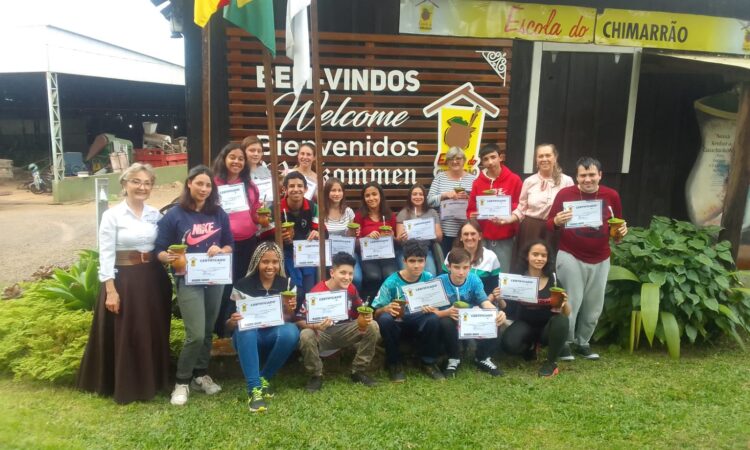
[76,137,627,414]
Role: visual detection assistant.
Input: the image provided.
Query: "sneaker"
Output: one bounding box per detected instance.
[474,357,503,377]
[422,363,446,381]
[558,344,575,362]
[538,361,559,377]
[305,376,323,393]
[351,371,377,387]
[170,383,189,406]
[572,344,600,360]
[388,365,406,383]
[260,377,274,399]
[191,375,222,395]
[444,358,461,378]
[248,387,267,413]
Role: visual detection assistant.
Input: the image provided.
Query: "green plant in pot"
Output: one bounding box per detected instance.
[596,216,750,359]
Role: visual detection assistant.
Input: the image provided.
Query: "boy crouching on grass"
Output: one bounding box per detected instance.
[296,252,379,393]
[372,240,444,382]
[437,248,506,377]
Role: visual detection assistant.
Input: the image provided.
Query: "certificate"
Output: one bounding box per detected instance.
[217,183,249,213]
[234,292,284,331]
[293,240,332,267]
[254,177,274,203]
[305,290,349,323]
[404,217,436,240]
[402,278,450,313]
[562,200,603,228]
[498,273,539,303]
[476,195,512,219]
[458,309,498,339]
[185,253,233,285]
[440,199,469,220]
[328,235,356,258]
[360,236,396,261]
[304,180,317,200]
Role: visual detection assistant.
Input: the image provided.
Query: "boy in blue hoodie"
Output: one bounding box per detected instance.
[437,248,506,377]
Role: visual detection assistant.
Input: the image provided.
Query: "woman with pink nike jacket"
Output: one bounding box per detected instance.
[155,165,234,407]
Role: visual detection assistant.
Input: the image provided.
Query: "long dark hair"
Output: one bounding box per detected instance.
[452,219,484,266]
[404,183,428,215]
[212,142,251,185]
[358,181,391,218]
[179,165,221,214]
[324,177,347,215]
[516,239,554,278]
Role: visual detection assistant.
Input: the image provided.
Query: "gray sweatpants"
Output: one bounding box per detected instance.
[485,237,514,274]
[175,279,224,381]
[555,250,610,346]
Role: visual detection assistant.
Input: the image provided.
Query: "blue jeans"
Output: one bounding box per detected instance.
[232,323,300,392]
[377,311,440,366]
[283,247,317,303]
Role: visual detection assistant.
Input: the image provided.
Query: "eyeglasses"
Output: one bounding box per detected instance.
[448,158,465,163]
[127,179,153,188]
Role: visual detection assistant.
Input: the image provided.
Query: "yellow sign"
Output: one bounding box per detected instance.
[435,105,484,175]
[596,9,750,55]
[400,0,596,43]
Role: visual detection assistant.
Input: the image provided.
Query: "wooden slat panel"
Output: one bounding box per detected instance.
[225,28,511,201]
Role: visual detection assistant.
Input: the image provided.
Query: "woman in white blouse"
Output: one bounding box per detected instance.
[511,144,574,264]
[322,177,362,288]
[77,163,173,404]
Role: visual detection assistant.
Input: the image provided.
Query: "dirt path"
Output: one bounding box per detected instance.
[0,180,182,288]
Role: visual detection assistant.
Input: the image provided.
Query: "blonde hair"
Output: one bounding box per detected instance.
[119,162,155,196]
[535,143,562,186]
[247,241,287,278]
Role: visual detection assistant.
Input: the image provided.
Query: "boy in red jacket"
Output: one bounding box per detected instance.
[467,143,523,273]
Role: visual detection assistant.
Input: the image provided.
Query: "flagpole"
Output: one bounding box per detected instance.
[310,0,326,279]
[262,46,283,247]
[201,22,212,165]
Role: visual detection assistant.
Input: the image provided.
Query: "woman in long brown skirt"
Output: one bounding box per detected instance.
[77,163,173,404]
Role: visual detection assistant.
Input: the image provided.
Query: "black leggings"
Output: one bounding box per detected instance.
[360,257,398,300]
[501,314,569,362]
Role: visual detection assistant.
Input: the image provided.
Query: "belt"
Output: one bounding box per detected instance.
[115,250,153,266]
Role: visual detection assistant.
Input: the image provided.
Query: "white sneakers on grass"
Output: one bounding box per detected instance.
[191,375,222,395]
[170,383,189,406]
[170,376,222,406]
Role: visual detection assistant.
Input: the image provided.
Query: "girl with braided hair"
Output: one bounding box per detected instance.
[226,242,301,412]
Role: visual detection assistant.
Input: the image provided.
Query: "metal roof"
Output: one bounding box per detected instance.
[0,25,184,86]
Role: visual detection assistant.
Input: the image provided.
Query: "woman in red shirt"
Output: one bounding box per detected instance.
[353,182,398,300]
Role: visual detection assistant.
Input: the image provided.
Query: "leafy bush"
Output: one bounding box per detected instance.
[0,290,92,383]
[36,250,100,311]
[597,216,750,351]
[0,279,185,384]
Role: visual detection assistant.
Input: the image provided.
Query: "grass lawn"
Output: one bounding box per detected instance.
[1,346,749,449]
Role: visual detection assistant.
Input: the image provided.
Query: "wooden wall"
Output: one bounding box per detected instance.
[225,28,512,208]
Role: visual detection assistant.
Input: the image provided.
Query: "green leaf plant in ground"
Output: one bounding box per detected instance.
[595,216,750,357]
[35,250,100,311]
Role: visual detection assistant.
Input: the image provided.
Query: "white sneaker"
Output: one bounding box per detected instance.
[191,375,222,395]
[170,383,189,406]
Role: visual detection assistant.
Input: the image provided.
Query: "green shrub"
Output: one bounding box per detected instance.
[0,291,92,383]
[36,250,100,311]
[0,280,185,384]
[597,216,750,351]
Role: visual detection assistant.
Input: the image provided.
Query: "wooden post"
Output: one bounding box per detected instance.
[262,47,283,247]
[201,22,212,166]
[310,0,327,279]
[720,83,750,260]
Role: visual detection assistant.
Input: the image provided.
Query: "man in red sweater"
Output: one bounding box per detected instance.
[547,157,628,361]
[467,143,523,273]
